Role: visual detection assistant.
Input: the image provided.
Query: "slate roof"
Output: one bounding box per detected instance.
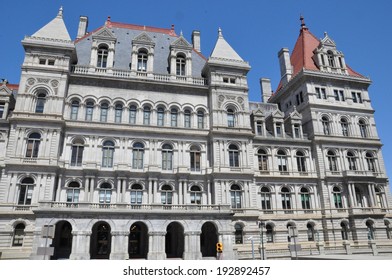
[75,20,207,78]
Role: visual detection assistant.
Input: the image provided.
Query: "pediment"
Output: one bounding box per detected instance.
[271,109,284,118]
[93,27,116,41]
[289,110,302,120]
[253,109,265,117]
[320,32,336,47]
[0,86,12,95]
[133,32,154,43]
[171,36,192,49]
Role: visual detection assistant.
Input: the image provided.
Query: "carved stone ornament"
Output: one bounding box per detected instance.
[27,78,36,86]
[51,80,59,88]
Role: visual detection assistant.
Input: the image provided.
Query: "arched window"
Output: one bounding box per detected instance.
[12,224,25,247]
[129,105,137,124]
[197,110,204,129]
[67,181,80,203]
[35,91,47,113]
[97,45,108,68]
[277,150,288,172]
[161,185,173,204]
[327,50,335,67]
[100,102,109,122]
[157,107,165,126]
[71,138,84,167]
[332,186,343,208]
[171,108,178,127]
[375,187,384,208]
[102,140,115,168]
[18,178,34,205]
[340,118,349,136]
[258,149,268,171]
[366,220,375,240]
[130,184,143,204]
[137,49,148,72]
[176,53,186,76]
[327,150,338,171]
[115,103,123,123]
[260,187,271,210]
[234,224,243,244]
[227,108,235,127]
[300,187,311,209]
[358,119,368,138]
[307,223,315,241]
[341,222,349,240]
[365,152,376,172]
[190,186,202,204]
[190,145,201,172]
[347,151,357,171]
[70,100,79,120]
[132,142,144,169]
[266,224,274,243]
[321,116,330,135]
[355,187,363,207]
[85,101,94,121]
[0,102,5,119]
[162,144,173,170]
[26,132,41,158]
[143,106,151,125]
[99,183,112,204]
[385,220,391,240]
[281,187,291,210]
[296,151,306,172]
[228,144,239,167]
[184,109,191,128]
[230,185,242,208]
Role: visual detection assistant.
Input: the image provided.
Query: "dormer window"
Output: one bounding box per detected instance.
[176,53,186,76]
[223,77,236,84]
[137,49,148,72]
[327,51,335,67]
[97,45,108,68]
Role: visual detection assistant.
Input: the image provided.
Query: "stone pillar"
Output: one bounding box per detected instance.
[178,180,183,204]
[369,240,378,256]
[183,231,202,260]
[343,240,351,255]
[110,231,129,260]
[84,177,89,202]
[220,231,236,260]
[348,183,355,207]
[69,231,92,260]
[207,181,212,205]
[147,232,166,260]
[317,241,325,255]
[368,184,375,207]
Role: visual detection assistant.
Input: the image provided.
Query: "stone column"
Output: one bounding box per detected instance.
[110,231,129,260]
[220,231,236,260]
[147,232,166,260]
[367,184,375,207]
[178,180,183,205]
[69,231,92,260]
[84,177,89,202]
[207,181,211,205]
[348,183,354,207]
[183,231,202,260]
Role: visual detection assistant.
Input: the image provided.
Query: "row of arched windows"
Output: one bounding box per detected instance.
[326,149,378,172]
[69,100,206,128]
[332,185,385,209]
[256,148,309,173]
[321,115,369,138]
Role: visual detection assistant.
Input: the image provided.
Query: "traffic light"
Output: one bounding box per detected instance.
[216,242,223,253]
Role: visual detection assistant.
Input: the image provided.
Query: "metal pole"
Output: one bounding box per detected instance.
[251,239,254,259]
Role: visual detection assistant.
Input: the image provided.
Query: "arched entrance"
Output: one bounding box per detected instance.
[90,222,111,259]
[51,221,72,260]
[200,222,218,257]
[165,222,184,258]
[128,222,148,259]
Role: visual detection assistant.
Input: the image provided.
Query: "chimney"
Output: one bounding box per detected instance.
[260,78,272,103]
[77,16,88,39]
[278,48,292,86]
[192,30,201,52]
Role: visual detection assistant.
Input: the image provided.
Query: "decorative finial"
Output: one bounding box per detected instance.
[300,14,307,30]
[218,27,223,38]
[57,6,63,18]
[171,24,175,30]
[180,30,183,36]
[105,16,111,25]
[324,31,328,37]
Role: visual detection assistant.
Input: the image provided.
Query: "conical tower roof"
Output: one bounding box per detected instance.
[210,28,244,61]
[31,7,71,42]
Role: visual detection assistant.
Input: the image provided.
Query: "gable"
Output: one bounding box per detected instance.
[93,27,117,41]
[133,32,154,43]
[171,36,192,49]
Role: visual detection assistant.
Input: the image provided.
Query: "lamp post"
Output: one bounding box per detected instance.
[248,236,255,259]
[258,221,265,260]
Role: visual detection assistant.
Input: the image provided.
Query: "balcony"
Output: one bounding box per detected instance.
[348,207,388,216]
[37,201,231,214]
[71,65,208,86]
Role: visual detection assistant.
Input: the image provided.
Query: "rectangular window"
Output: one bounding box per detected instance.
[316,87,326,99]
[276,123,282,137]
[352,92,362,103]
[67,189,80,203]
[39,59,46,65]
[352,92,357,103]
[296,94,300,106]
[256,121,263,135]
[130,191,143,204]
[334,90,339,101]
[0,103,4,118]
[48,59,55,66]
[300,91,304,103]
[294,124,301,138]
[339,90,345,101]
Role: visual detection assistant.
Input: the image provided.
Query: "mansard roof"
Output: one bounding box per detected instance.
[74,19,206,77]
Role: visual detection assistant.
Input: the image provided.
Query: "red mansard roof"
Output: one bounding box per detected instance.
[107,21,177,36]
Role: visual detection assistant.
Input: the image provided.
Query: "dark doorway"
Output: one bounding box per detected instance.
[201,222,218,257]
[165,222,184,258]
[128,222,148,259]
[51,221,72,260]
[90,222,111,259]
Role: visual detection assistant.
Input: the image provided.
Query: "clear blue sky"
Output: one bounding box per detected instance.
[1,0,391,186]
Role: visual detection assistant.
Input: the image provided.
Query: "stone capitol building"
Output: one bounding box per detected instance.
[0,8,391,260]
